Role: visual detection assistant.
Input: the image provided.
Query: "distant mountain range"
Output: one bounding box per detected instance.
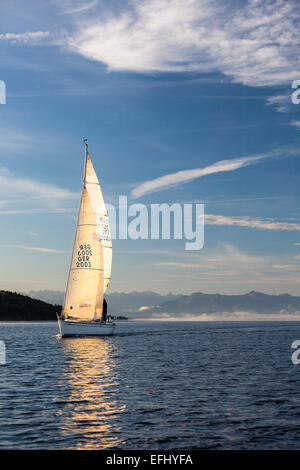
[27,289,181,312]
[26,289,300,319]
[28,290,65,306]
[133,291,300,319]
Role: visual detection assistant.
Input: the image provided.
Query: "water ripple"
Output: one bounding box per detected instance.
[1,321,300,449]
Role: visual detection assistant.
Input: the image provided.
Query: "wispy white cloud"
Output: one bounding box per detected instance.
[153,242,300,294]
[0,166,78,219]
[132,153,265,198]
[0,127,36,150]
[291,121,300,129]
[0,31,50,44]
[67,0,300,88]
[202,276,300,285]
[205,214,300,232]
[272,264,300,271]
[266,93,292,113]
[0,208,76,215]
[0,167,78,204]
[29,231,40,237]
[10,279,43,284]
[156,261,210,269]
[156,262,241,277]
[202,242,267,271]
[190,196,291,206]
[58,0,98,15]
[131,147,297,198]
[13,245,68,253]
[155,242,263,273]
[2,1,298,116]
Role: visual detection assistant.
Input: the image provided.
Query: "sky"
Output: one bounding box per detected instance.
[0,0,300,295]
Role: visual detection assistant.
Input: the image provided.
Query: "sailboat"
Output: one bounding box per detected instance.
[57,140,115,337]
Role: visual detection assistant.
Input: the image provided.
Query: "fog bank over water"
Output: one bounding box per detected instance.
[139,312,300,321]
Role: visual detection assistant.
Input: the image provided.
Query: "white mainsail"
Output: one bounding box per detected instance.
[63,143,112,321]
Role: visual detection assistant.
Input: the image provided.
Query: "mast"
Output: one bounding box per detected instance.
[83,138,88,187]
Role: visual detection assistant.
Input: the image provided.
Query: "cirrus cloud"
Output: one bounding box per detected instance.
[205,214,300,232]
[131,152,266,198]
[67,0,300,87]
[0,31,50,44]
[131,146,298,199]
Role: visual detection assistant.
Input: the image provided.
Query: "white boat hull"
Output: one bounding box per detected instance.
[58,318,115,337]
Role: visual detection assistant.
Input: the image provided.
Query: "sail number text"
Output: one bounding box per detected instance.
[76,244,92,268]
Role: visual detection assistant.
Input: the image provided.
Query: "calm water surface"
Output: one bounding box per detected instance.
[1,321,300,449]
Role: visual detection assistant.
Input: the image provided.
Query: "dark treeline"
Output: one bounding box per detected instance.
[0,291,60,321]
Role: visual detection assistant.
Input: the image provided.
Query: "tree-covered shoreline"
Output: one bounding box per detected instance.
[0,291,60,321]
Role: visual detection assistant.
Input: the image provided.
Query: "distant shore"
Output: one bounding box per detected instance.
[0,290,59,321]
[0,290,128,321]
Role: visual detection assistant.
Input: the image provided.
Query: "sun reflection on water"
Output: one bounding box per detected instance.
[55,337,126,449]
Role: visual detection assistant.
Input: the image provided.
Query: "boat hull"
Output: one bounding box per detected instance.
[58,318,115,337]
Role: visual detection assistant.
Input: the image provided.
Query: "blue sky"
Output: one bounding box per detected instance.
[1,0,300,295]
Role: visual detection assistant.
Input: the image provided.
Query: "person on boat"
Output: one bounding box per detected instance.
[102,298,107,323]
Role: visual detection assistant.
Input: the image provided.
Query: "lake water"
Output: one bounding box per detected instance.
[1,321,300,449]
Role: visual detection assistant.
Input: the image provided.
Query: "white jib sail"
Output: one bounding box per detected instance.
[85,151,112,293]
[63,145,112,321]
